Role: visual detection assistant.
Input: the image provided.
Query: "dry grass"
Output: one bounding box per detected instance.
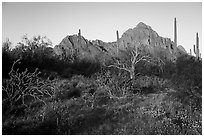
[2,66,202,135]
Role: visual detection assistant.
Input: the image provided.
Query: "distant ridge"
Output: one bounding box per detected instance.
[54,22,187,63]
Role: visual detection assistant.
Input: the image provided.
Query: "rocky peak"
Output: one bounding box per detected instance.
[118,22,180,61]
[54,34,109,62]
[120,22,162,48]
[54,22,187,63]
[136,22,152,30]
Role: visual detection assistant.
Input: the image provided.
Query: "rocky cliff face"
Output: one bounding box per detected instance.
[118,22,182,61]
[54,35,107,62]
[54,22,187,63]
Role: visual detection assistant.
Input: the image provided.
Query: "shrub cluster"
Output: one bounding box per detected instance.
[2,64,202,135]
[2,36,101,79]
[2,59,56,115]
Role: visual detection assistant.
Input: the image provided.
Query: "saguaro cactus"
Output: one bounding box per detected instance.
[190,49,192,55]
[78,29,81,39]
[78,29,81,52]
[116,30,119,55]
[193,32,200,59]
[116,30,119,41]
[174,18,177,47]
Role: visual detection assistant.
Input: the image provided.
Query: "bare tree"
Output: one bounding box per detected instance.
[2,38,12,52]
[106,42,164,80]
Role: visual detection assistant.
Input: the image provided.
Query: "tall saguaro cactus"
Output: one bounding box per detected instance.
[116,30,119,55]
[78,29,81,52]
[78,29,81,37]
[174,18,177,47]
[193,32,200,60]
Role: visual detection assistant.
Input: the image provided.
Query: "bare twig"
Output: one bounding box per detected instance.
[105,43,163,79]
[2,60,55,110]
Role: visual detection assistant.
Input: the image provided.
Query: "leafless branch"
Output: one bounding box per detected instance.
[107,64,130,73]
[105,41,163,79]
[2,60,55,110]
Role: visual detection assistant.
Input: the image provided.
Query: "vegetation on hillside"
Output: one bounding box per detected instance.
[2,36,202,135]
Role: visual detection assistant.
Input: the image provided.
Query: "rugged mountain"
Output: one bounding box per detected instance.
[117,22,187,61]
[54,35,108,63]
[54,22,187,63]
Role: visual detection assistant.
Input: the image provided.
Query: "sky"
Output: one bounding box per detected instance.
[2,2,202,53]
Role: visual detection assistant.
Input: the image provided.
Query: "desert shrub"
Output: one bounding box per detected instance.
[109,92,202,135]
[28,96,114,135]
[2,59,55,114]
[174,55,202,89]
[75,60,101,76]
[167,85,202,111]
[2,40,13,78]
[132,76,168,95]
[170,55,202,110]
[54,75,92,101]
[162,60,176,78]
[60,60,101,78]
[94,70,131,99]
[39,69,58,80]
[54,81,72,101]
[3,35,101,79]
[2,52,13,78]
[55,84,82,101]
[160,91,202,134]
[93,87,111,107]
[57,59,101,78]
[2,35,67,80]
[60,67,75,78]
[135,61,163,77]
[3,74,201,135]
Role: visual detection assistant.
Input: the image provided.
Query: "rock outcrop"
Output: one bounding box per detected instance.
[54,35,107,63]
[117,22,181,61]
[54,22,187,63]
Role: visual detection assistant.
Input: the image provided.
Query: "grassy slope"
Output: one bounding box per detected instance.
[2,75,202,135]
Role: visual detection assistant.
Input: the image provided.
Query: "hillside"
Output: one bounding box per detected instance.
[2,22,201,135]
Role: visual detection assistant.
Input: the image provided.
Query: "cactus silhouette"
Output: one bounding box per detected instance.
[116,30,119,55]
[78,29,81,53]
[193,32,200,60]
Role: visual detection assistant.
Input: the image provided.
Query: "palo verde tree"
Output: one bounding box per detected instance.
[11,35,53,60]
[2,38,12,52]
[2,38,13,78]
[10,35,56,72]
[106,41,164,80]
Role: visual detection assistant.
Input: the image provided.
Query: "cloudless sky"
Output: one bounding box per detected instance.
[2,2,202,52]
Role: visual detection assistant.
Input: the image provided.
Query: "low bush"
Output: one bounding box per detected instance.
[131,76,168,95]
[174,55,202,89]
[2,59,55,115]
[169,55,202,111]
